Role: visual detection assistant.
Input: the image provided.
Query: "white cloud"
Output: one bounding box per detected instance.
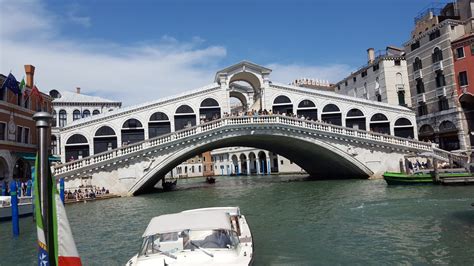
[0,0,353,107]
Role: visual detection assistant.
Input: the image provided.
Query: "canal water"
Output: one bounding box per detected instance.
[2,175,474,265]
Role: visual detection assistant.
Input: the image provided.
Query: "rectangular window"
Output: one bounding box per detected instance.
[418,103,428,116]
[459,71,468,86]
[344,80,348,86]
[372,64,379,71]
[353,76,356,83]
[394,60,401,66]
[435,71,446,88]
[416,79,425,93]
[411,41,420,51]
[398,91,406,106]
[361,70,367,78]
[16,126,23,142]
[23,127,29,144]
[0,123,5,141]
[438,96,449,111]
[429,29,441,41]
[456,47,465,59]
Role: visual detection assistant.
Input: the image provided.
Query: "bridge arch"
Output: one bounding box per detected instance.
[321,104,342,126]
[130,130,373,194]
[370,113,390,134]
[174,104,196,131]
[121,118,144,145]
[296,99,318,120]
[94,126,117,154]
[65,134,89,161]
[228,71,262,91]
[345,108,366,130]
[148,112,171,138]
[199,98,221,122]
[272,95,293,114]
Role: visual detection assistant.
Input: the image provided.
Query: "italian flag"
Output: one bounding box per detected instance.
[35,156,82,265]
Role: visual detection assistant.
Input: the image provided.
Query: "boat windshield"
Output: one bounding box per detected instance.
[139,229,239,257]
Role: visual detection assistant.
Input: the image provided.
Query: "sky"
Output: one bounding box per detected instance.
[0,0,439,106]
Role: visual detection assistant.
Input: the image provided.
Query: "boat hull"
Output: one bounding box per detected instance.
[383,172,473,185]
[0,203,33,221]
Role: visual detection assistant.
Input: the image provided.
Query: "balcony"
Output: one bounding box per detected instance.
[417,93,426,103]
[436,86,446,97]
[396,84,405,92]
[413,69,423,80]
[432,61,444,72]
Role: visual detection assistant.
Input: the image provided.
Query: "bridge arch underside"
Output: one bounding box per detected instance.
[133,134,372,195]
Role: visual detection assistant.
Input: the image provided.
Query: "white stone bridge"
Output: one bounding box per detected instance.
[52,61,466,195]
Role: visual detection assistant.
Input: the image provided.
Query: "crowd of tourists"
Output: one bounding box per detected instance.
[65,186,110,201]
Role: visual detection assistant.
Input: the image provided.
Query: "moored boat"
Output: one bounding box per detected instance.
[162,179,177,191]
[206,177,216,184]
[127,207,253,265]
[0,196,33,221]
[383,171,473,185]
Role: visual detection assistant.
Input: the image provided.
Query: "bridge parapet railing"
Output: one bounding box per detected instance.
[54,114,463,176]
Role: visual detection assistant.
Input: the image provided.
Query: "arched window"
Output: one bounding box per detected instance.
[199,98,221,122]
[370,113,390,134]
[93,110,100,115]
[297,99,317,120]
[73,110,81,121]
[65,134,89,161]
[432,47,443,63]
[149,112,171,138]
[438,121,459,151]
[59,110,67,127]
[82,109,91,118]
[94,126,117,154]
[321,104,342,126]
[121,119,144,145]
[394,118,414,138]
[413,57,423,71]
[174,105,196,131]
[52,110,57,127]
[346,108,366,130]
[272,95,293,115]
[396,73,403,84]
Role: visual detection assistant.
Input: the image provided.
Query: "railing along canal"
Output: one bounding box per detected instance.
[53,115,465,176]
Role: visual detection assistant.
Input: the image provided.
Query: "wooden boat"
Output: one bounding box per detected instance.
[383,171,472,185]
[162,179,177,191]
[206,177,216,184]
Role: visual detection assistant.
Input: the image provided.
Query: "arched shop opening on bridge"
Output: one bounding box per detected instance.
[199,98,221,122]
[65,134,89,161]
[370,113,390,134]
[345,108,366,130]
[122,119,144,145]
[174,105,196,131]
[149,112,171,138]
[297,99,317,120]
[321,104,342,126]
[394,118,414,138]
[272,95,293,114]
[13,158,31,181]
[94,126,117,154]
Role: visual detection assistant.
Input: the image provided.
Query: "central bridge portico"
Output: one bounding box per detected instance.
[54,61,466,195]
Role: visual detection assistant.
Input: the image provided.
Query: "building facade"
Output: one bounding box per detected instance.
[0,65,52,184]
[403,1,471,152]
[50,87,121,159]
[335,47,411,108]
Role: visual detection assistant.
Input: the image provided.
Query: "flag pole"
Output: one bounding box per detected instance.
[33,112,55,266]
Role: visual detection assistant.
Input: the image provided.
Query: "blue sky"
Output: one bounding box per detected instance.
[1,0,438,105]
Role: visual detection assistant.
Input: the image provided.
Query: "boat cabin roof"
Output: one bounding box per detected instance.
[143,210,232,237]
[181,206,240,216]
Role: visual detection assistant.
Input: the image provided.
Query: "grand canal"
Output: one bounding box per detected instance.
[2,175,474,265]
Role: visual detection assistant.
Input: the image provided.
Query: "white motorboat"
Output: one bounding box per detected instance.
[127,207,253,265]
[0,196,33,221]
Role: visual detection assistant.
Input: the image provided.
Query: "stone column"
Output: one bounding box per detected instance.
[246,159,251,175]
[256,159,261,175]
[267,159,271,175]
[237,160,242,175]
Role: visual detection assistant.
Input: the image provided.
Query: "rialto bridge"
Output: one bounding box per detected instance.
[52,61,465,195]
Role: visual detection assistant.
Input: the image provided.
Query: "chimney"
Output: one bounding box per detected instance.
[24,65,35,88]
[76,87,81,94]
[367,48,375,64]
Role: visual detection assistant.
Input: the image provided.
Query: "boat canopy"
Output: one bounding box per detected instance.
[181,206,240,216]
[143,211,232,237]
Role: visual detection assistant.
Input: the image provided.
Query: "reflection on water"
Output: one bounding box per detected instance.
[1,175,474,265]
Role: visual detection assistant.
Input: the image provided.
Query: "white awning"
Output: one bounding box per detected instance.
[143,210,232,237]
